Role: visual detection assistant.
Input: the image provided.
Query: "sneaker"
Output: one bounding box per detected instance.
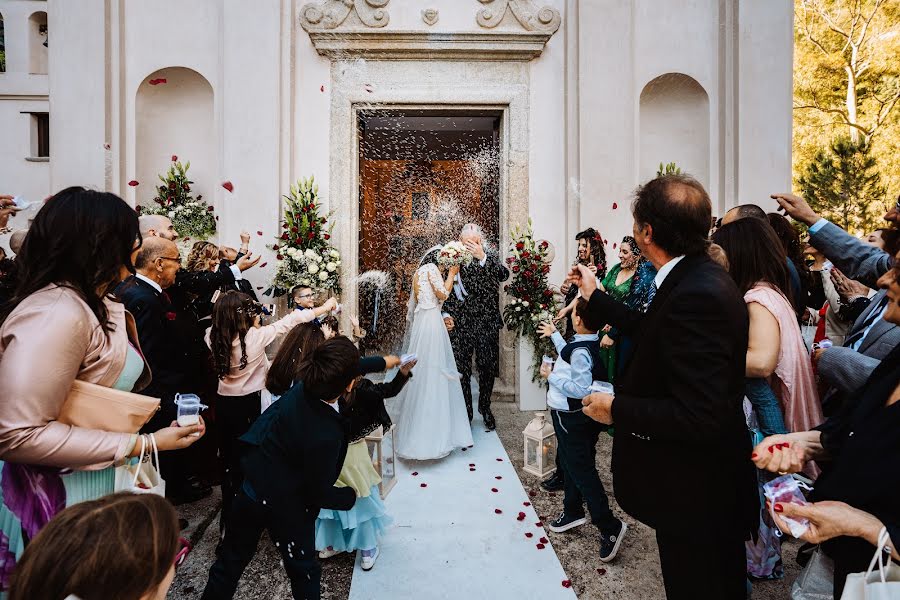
[318,547,343,559]
[540,472,565,492]
[548,511,587,533]
[361,546,379,571]
[599,519,628,563]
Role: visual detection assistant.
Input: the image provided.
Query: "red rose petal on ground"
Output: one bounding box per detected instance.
[469,468,476,472]
[536,543,545,550]
[221,181,234,193]
[496,458,503,462]
[597,568,607,575]
[494,509,502,514]
[461,447,467,452]
[411,472,418,476]
[517,512,526,519]
[495,476,502,480]
[562,580,572,588]
[259,262,267,268]
[420,483,427,488]
[257,231,263,236]
[539,537,549,544]
[523,502,531,506]
[529,490,536,497]
[469,464,475,467]
[535,522,543,527]
[491,488,498,493]
[525,532,533,538]
[128,180,139,187]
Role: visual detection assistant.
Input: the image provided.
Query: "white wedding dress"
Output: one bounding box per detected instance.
[386,263,474,460]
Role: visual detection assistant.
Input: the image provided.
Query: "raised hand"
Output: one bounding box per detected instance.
[770,193,819,226]
[237,252,262,271]
[537,322,556,338]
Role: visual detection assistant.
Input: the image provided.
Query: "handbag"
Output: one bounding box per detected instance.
[115,434,165,496]
[58,379,159,434]
[792,546,835,600]
[841,527,900,600]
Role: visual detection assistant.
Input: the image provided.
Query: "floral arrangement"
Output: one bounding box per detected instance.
[136,157,216,241]
[502,219,558,384]
[438,241,473,268]
[270,176,341,294]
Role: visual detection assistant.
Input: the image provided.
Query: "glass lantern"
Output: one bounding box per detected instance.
[365,424,397,499]
[523,412,557,478]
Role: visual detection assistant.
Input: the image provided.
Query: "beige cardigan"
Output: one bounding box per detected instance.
[0,285,150,470]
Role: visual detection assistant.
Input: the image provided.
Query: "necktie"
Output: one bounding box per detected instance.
[843,295,889,349]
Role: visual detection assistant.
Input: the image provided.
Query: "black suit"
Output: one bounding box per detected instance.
[587,253,757,599]
[442,253,510,415]
[202,382,355,599]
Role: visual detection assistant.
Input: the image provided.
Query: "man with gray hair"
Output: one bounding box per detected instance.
[442,223,510,430]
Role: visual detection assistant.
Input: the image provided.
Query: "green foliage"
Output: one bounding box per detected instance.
[656,162,681,176]
[138,158,216,241]
[798,137,886,234]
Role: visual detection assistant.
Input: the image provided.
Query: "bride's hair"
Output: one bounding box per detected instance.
[419,247,442,267]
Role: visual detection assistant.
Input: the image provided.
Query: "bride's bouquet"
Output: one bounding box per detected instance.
[438,241,473,268]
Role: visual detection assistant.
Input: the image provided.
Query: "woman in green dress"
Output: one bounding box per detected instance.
[596,236,641,381]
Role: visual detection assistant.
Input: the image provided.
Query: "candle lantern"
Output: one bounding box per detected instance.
[365,424,397,499]
[522,412,557,478]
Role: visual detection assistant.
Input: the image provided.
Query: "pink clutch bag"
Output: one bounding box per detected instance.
[57,380,160,434]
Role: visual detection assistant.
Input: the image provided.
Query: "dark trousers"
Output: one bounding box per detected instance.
[551,409,618,532]
[142,394,190,498]
[202,490,320,599]
[216,392,261,531]
[450,325,499,412]
[656,528,747,600]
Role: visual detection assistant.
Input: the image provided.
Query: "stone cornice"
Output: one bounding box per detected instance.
[305,30,553,61]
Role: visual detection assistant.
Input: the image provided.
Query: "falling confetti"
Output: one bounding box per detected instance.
[420,483,427,488]
[222,181,234,193]
[494,509,502,514]
[491,488,498,493]
[411,472,418,476]
[612,202,618,210]
[259,262,268,268]
[171,155,178,162]
[320,85,325,92]
[128,180,139,187]
[257,231,264,236]
[495,476,502,480]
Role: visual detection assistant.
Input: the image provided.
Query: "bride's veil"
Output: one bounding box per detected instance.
[399,244,444,352]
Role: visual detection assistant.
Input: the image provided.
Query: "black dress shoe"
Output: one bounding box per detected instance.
[481,409,496,431]
[541,471,565,492]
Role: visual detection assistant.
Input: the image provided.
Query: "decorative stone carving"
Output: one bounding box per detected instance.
[476,0,561,34]
[422,8,439,26]
[299,0,390,31]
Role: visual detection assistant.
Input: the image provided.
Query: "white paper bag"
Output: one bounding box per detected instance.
[115,434,165,496]
[841,528,900,600]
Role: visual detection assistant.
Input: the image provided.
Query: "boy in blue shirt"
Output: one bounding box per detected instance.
[539,298,627,563]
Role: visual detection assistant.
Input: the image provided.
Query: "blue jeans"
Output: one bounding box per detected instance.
[551,409,618,533]
[745,378,788,437]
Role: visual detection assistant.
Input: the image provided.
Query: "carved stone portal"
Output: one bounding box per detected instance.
[476,0,561,34]
[422,8,439,26]
[300,0,390,31]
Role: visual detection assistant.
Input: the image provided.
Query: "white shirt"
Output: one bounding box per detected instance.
[653,255,686,290]
[135,273,163,294]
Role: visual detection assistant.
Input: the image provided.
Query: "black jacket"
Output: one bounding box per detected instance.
[240,381,356,514]
[442,253,510,331]
[345,371,410,442]
[588,253,757,535]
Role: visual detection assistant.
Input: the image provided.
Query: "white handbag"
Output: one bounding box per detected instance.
[841,527,900,600]
[115,434,165,497]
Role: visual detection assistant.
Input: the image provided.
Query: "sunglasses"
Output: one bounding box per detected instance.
[174,537,192,569]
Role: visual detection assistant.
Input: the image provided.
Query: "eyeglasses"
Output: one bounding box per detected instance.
[174,537,192,569]
[296,293,315,300]
[158,256,181,264]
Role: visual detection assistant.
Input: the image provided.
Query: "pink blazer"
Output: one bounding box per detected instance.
[0,285,150,470]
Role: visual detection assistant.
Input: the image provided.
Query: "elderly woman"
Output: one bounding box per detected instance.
[753,249,900,597]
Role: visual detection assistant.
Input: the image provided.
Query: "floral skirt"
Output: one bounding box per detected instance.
[0,462,114,594]
[315,440,391,553]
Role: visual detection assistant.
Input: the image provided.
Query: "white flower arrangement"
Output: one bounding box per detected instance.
[438,240,474,268]
[272,245,341,292]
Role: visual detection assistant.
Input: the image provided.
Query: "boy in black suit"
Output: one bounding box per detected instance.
[201,337,361,600]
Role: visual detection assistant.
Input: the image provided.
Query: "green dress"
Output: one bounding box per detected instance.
[598,263,635,382]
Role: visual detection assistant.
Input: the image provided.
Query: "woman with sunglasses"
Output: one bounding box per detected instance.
[0,188,205,592]
[8,493,188,600]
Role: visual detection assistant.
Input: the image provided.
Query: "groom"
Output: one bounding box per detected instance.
[442,224,510,430]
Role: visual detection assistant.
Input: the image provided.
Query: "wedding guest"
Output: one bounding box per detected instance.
[7,493,186,600]
[575,174,757,599]
[538,299,626,563]
[559,227,607,340]
[0,188,204,588]
[265,323,326,401]
[317,357,415,570]
[201,338,362,599]
[865,228,887,250]
[292,285,317,310]
[768,212,811,320]
[8,229,27,256]
[753,253,900,595]
[595,236,641,381]
[0,195,21,234]
[208,291,337,530]
[615,255,657,374]
[218,232,258,301]
[187,241,220,274]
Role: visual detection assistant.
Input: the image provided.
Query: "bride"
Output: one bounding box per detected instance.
[386,247,475,460]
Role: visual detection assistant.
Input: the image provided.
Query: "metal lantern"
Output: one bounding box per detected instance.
[365,424,397,499]
[522,412,557,478]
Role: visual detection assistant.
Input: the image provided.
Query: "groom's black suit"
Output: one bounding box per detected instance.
[442,252,510,424]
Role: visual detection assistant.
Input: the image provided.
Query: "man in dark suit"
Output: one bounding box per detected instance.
[572,175,757,599]
[442,224,510,430]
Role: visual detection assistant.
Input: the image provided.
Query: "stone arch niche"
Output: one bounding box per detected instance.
[27,11,47,74]
[135,67,215,224]
[639,73,710,189]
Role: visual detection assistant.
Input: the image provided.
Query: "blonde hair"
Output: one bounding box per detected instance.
[186,241,219,272]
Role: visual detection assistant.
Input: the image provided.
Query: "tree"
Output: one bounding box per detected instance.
[793,0,900,200]
[797,137,886,234]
